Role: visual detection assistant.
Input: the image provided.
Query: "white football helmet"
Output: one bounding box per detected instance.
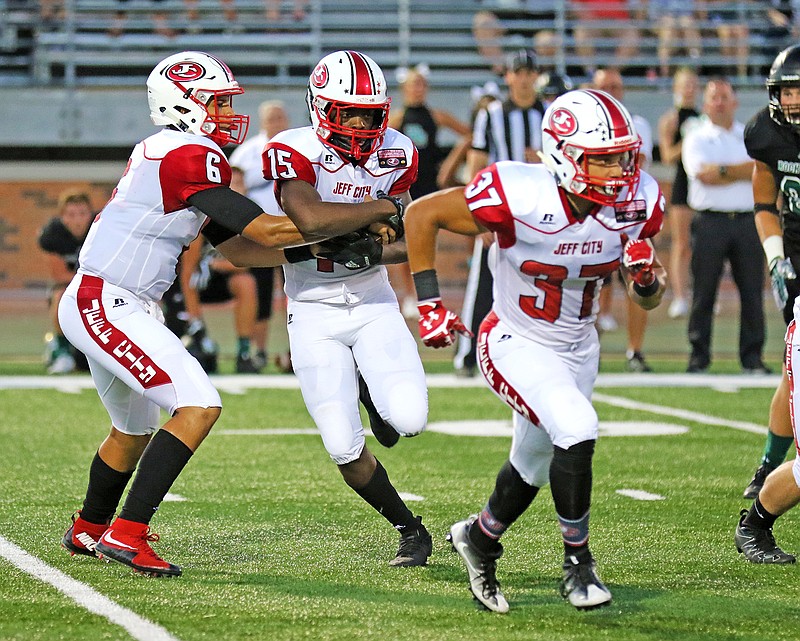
[147,51,249,146]
[540,89,641,206]
[306,50,391,160]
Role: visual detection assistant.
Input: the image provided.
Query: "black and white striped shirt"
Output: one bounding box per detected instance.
[472,98,545,163]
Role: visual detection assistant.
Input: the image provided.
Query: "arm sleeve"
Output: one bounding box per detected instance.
[187,186,264,235]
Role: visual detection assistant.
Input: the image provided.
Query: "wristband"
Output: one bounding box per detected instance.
[284,245,314,263]
[754,202,779,216]
[412,269,441,301]
[633,276,660,298]
[762,235,785,269]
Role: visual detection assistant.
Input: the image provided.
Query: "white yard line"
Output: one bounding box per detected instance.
[0,373,782,391]
[0,535,179,641]
[592,392,767,435]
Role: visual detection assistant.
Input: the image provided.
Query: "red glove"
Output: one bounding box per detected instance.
[417,299,473,348]
[621,234,655,287]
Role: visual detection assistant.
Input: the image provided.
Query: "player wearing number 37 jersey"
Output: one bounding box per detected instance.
[406,89,667,612]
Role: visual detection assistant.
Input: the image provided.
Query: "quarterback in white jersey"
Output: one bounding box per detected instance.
[58,51,398,579]
[262,50,432,568]
[406,89,667,612]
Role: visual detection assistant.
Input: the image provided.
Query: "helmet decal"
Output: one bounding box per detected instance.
[165,62,205,82]
[347,51,377,96]
[584,89,633,139]
[311,63,329,89]
[549,108,577,136]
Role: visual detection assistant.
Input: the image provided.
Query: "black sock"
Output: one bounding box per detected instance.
[469,460,539,554]
[352,460,417,531]
[744,497,779,530]
[550,440,595,560]
[80,452,134,525]
[118,430,193,525]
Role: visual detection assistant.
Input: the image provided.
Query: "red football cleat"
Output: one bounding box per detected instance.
[61,511,109,557]
[95,518,182,577]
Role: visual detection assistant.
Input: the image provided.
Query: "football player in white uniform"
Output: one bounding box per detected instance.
[406,89,667,611]
[262,50,432,567]
[59,51,396,577]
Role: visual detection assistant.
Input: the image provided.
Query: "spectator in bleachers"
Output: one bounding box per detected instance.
[39,0,64,31]
[472,9,506,75]
[265,0,309,22]
[649,1,703,79]
[657,67,701,320]
[759,0,799,63]
[570,0,643,79]
[531,28,563,73]
[184,0,239,34]
[388,63,471,317]
[706,0,750,78]
[109,0,175,38]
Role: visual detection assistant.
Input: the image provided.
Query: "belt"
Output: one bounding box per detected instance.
[698,209,752,219]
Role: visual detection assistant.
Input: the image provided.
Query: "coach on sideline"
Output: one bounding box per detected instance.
[682,77,768,375]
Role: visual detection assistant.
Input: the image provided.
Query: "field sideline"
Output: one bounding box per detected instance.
[2,373,799,641]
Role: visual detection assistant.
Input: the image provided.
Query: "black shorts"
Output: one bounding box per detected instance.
[251,266,276,321]
[199,271,233,305]
[670,168,689,207]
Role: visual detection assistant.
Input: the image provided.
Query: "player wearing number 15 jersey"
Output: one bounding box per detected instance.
[405,89,667,612]
[262,50,432,567]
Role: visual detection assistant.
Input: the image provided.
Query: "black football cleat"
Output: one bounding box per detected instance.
[735,509,796,564]
[743,462,777,500]
[389,516,432,567]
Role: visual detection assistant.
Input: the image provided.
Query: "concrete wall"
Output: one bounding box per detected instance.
[0,85,769,149]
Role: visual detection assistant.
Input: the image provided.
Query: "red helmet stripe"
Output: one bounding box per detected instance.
[347,51,375,96]
[585,89,631,138]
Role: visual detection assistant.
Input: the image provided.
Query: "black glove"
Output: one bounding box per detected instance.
[375,190,405,240]
[317,230,383,270]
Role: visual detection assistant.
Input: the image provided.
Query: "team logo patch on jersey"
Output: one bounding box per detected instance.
[549,108,578,136]
[165,62,205,82]
[311,63,329,89]
[614,199,647,222]
[377,149,407,168]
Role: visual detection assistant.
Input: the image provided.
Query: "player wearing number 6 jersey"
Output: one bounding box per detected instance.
[58,51,399,578]
[261,50,432,567]
[406,89,667,611]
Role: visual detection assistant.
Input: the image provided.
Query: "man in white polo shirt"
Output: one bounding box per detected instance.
[682,77,768,374]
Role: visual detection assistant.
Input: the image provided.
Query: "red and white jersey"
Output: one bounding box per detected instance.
[78,129,232,302]
[467,162,664,347]
[263,126,418,303]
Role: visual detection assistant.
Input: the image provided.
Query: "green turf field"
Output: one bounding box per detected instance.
[1,379,799,641]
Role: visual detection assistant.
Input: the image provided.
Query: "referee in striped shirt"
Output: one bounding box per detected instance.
[454,49,545,376]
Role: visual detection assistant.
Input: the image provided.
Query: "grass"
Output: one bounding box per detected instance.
[1,383,799,641]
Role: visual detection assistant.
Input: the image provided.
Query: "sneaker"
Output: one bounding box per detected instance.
[668,297,689,319]
[734,509,796,564]
[560,554,612,610]
[742,364,773,376]
[61,511,109,557]
[596,314,618,333]
[686,356,709,374]
[235,353,261,374]
[447,516,509,613]
[358,374,400,448]
[48,352,76,375]
[743,462,777,499]
[252,350,268,371]
[626,351,652,373]
[95,518,182,577]
[389,516,432,567]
